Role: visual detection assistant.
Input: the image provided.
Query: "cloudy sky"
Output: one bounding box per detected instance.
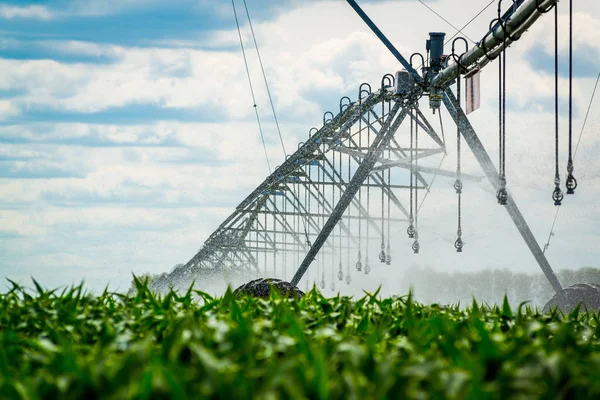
[1,0,599,295]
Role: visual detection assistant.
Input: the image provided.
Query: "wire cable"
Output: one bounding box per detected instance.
[444,0,495,46]
[543,70,600,254]
[232,0,271,173]
[416,0,475,44]
[575,71,600,158]
[242,0,287,159]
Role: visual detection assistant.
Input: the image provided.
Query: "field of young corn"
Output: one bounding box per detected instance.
[1,277,599,399]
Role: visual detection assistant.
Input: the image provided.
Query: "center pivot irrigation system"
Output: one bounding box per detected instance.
[158,0,599,308]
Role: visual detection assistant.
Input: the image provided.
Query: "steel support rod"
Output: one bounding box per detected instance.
[290,102,408,287]
[346,0,422,83]
[442,89,563,294]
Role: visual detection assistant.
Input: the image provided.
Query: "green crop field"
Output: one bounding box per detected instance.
[1,278,599,399]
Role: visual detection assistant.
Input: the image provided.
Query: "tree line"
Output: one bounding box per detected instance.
[398,266,600,308]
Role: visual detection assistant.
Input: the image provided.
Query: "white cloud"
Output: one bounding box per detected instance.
[0,4,53,20]
[0,100,20,119]
[59,0,170,18]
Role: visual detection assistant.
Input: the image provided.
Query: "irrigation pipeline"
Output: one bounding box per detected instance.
[431,0,559,89]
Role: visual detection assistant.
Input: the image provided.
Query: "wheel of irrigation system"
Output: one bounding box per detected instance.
[543,283,600,313]
[233,278,305,299]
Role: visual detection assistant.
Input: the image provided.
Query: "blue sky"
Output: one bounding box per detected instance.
[1,0,599,297]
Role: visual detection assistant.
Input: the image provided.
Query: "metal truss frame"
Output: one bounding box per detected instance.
[161,0,563,295]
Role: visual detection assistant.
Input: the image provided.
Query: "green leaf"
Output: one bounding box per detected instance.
[502,295,513,318]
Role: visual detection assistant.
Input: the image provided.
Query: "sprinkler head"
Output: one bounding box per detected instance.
[496,187,508,205]
[412,241,420,254]
[552,186,563,206]
[355,259,362,272]
[407,224,415,239]
[454,179,463,194]
[379,249,386,263]
[566,174,577,195]
[454,237,463,252]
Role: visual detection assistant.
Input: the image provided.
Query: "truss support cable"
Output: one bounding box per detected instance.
[232,0,271,173]
[242,0,287,159]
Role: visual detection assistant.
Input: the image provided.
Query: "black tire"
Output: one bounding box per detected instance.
[543,283,600,313]
[233,278,305,299]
